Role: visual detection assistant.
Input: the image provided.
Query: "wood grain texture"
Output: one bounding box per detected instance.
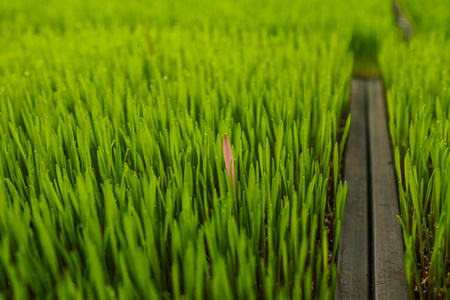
[367,78,409,300]
[336,78,369,300]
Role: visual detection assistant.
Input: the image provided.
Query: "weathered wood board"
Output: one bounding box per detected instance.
[336,78,409,300]
[336,78,370,299]
[367,78,408,300]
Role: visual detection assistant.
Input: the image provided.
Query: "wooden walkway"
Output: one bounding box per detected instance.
[336,78,409,299]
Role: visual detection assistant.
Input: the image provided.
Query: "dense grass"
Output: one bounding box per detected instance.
[349,0,396,76]
[0,0,366,298]
[380,2,450,297]
[399,0,450,38]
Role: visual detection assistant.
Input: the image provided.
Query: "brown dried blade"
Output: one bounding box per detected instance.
[223,133,236,196]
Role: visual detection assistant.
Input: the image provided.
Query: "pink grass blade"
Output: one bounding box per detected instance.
[223,133,236,196]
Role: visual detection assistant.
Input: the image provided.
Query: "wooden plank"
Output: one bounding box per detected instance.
[336,78,369,300]
[393,0,412,43]
[367,78,409,299]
